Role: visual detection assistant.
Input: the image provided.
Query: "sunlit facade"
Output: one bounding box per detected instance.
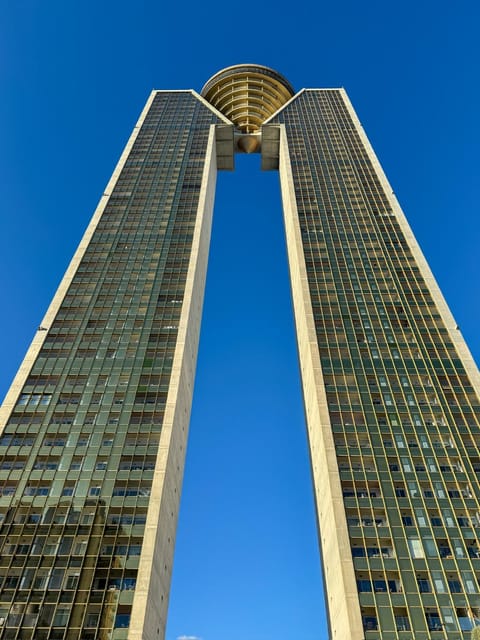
[1,65,480,639]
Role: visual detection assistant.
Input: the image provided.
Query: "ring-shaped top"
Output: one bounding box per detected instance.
[201,64,295,133]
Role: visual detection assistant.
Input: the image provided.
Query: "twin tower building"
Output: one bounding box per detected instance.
[1,65,480,639]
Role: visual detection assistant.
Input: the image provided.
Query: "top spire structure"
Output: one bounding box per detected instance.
[201,64,295,134]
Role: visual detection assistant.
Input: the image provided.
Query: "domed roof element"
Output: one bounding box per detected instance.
[201,64,295,134]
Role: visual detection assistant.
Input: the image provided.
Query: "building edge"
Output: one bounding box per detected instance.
[127,123,218,640]
[0,90,158,430]
[339,88,480,393]
[277,123,364,640]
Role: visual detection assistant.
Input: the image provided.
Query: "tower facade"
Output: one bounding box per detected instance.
[1,65,480,639]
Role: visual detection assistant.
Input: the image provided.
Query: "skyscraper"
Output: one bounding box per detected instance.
[1,63,479,639]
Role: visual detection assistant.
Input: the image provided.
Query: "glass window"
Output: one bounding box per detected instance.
[418,578,431,593]
[424,538,437,557]
[435,483,446,499]
[7,605,25,626]
[362,615,378,631]
[4,575,19,589]
[461,571,477,594]
[453,539,465,558]
[415,509,427,527]
[373,580,388,592]
[73,540,87,555]
[114,613,131,629]
[53,608,70,627]
[420,435,429,449]
[395,435,405,448]
[396,615,410,631]
[44,542,58,555]
[425,611,442,631]
[65,574,79,590]
[357,579,372,592]
[85,612,99,627]
[442,509,454,527]
[445,607,462,631]
[408,481,419,497]
[408,538,424,558]
[432,571,446,593]
[448,579,462,593]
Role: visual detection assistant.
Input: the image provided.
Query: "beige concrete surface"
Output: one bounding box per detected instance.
[128,125,218,640]
[277,124,364,640]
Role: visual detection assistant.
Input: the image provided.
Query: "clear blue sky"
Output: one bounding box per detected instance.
[0,2,479,639]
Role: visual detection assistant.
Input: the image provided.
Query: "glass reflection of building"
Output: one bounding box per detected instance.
[1,65,480,639]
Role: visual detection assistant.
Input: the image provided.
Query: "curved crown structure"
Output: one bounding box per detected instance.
[201,64,295,133]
